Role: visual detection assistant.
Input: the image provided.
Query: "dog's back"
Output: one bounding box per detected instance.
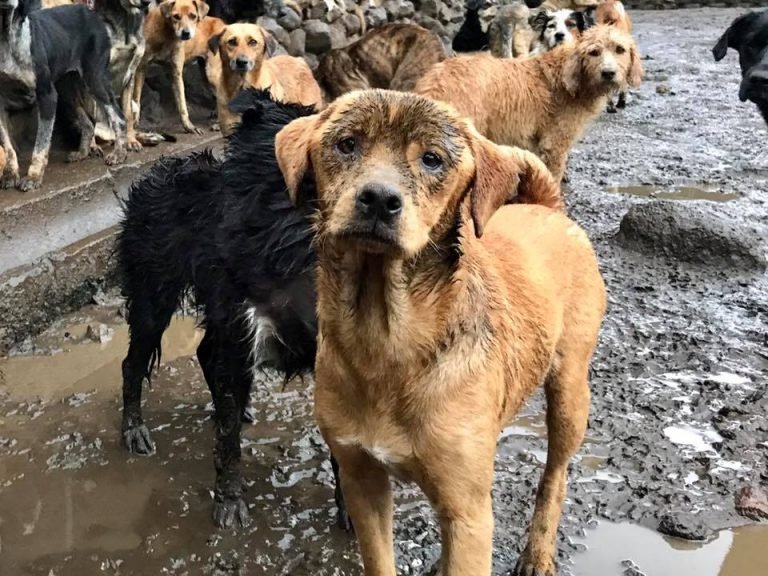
[316,23,445,100]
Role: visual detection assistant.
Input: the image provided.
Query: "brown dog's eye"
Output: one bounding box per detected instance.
[589,48,601,57]
[421,152,443,171]
[615,45,626,55]
[248,38,258,47]
[335,137,357,156]
[227,37,237,47]
[173,14,181,20]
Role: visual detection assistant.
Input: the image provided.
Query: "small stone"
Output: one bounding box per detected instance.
[276,7,302,31]
[366,6,388,28]
[735,485,768,521]
[303,19,333,54]
[303,52,319,71]
[657,513,713,541]
[287,28,306,57]
[656,83,671,95]
[418,0,439,19]
[341,12,363,35]
[329,21,348,49]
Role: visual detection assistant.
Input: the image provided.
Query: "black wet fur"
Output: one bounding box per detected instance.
[117,88,350,529]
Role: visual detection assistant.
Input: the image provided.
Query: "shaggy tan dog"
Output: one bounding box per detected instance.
[275,89,606,576]
[208,23,323,136]
[417,25,643,182]
[596,0,634,111]
[315,23,446,101]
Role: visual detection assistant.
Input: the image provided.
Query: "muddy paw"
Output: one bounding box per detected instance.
[616,98,627,110]
[1,172,19,189]
[185,124,204,136]
[606,103,618,114]
[213,497,251,529]
[122,423,157,455]
[18,176,41,192]
[127,139,143,153]
[105,148,128,166]
[512,551,555,576]
[241,406,256,424]
[90,144,105,158]
[67,150,90,163]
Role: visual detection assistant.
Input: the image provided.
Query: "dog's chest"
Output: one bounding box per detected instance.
[0,26,36,109]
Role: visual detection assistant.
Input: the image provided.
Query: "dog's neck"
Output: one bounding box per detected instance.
[315,212,472,374]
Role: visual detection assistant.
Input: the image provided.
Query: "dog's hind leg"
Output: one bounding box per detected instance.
[0,111,19,189]
[67,100,97,163]
[513,358,591,576]
[19,84,57,192]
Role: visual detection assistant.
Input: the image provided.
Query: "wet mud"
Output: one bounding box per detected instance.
[1,7,768,576]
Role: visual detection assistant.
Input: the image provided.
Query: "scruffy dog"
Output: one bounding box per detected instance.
[274,88,606,576]
[129,0,225,148]
[315,23,446,101]
[0,0,127,191]
[417,25,643,182]
[595,0,633,111]
[713,10,768,127]
[529,8,590,55]
[207,23,322,135]
[117,89,348,529]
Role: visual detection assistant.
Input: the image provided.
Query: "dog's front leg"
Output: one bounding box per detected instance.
[20,86,57,192]
[123,40,146,152]
[336,448,396,576]
[172,49,203,135]
[0,111,20,189]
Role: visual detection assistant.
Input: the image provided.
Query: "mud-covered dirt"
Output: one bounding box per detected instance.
[1,8,767,576]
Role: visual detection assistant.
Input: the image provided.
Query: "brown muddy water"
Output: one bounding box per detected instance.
[0,307,766,575]
[606,184,738,202]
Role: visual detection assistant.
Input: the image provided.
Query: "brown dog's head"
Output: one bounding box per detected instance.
[275,90,561,258]
[159,0,209,41]
[208,23,278,75]
[562,25,643,95]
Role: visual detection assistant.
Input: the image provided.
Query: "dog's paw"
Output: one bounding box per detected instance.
[126,138,143,153]
[1,172,19,190]
[616,96,627,109]
[512,550,555,576]
[209,122,221,133]
[122,423,157,455]
[105,147,128,166]
[67,150,90,163]
[213,497,251,529]
[18,176,41,192]
[90,144,105,158]
[184,123,204,136]
[241,406,256,424]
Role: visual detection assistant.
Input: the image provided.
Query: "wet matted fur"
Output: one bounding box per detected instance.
[417,25,643,183]
[274,89,606,575]
[117,89,346,529]
[316,23,446,101]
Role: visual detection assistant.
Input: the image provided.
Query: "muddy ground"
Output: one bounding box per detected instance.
[1,7,767,576]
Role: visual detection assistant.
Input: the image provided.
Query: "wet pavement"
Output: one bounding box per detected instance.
[2,7,768,576]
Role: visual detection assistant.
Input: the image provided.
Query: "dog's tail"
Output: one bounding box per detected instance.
[509,149,564,211]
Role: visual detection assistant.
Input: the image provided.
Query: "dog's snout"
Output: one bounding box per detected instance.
[601,69,617,81]
[356,184,403,222]
[554,32,566,42]
[234,57,251,71]
[180,28,192,40]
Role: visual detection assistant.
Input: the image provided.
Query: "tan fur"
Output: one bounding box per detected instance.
[417,25,643,182]
[128,0,221,149]
[41,0,76,7]
[315,23,446,101]
[212,23,323,136]
[275,89,606,576]
[597,0,631,32]
[0,146,6,177]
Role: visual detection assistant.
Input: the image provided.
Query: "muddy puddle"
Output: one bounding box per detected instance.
[606,184,738,202]
[572,521,768,576]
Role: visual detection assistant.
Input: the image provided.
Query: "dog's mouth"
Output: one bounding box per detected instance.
[338,223,401,254]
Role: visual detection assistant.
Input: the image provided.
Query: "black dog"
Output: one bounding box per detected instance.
[117,89,347,530]
[0,0,127,191]
[452,0,544,54]
[713,10,768,126]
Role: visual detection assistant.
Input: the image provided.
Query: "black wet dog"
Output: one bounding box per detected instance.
[713,10,768,126]
[0,0,127,191]
[117,89,347,530]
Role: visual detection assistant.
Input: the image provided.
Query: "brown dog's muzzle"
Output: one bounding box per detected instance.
[344,182,403,248]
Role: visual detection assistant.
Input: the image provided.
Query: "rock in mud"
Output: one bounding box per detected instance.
[735,484,768,521]
[615,201,767,272]
[657,513,714,541]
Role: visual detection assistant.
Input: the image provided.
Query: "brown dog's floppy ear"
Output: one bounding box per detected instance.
[275,115,318,205]
[264,31,280,57]
[195,0,210,19]
[469,136,562,237]
[160,0,175,19]
[562,50,582,96]
[208,32,222,55]
[628,42,644,88]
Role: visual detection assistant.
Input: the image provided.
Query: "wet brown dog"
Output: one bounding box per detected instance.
[208,23,323,136]
[128,0,223,148]
[417,25,643,183]
[315,23,446,101]
[595,0,633,111]
[275,89,607,576]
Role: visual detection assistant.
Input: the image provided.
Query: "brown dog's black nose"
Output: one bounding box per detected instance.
[356,184,402,223]
[180,29,192,40]
[602,70,616,81]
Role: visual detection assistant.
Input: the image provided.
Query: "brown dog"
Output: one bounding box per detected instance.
[416,25,642,183]
[208,23,323,136]
[128,0,223,148]
[275,89,606,576]
[315,23,446,101]
[596,0,634,111]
